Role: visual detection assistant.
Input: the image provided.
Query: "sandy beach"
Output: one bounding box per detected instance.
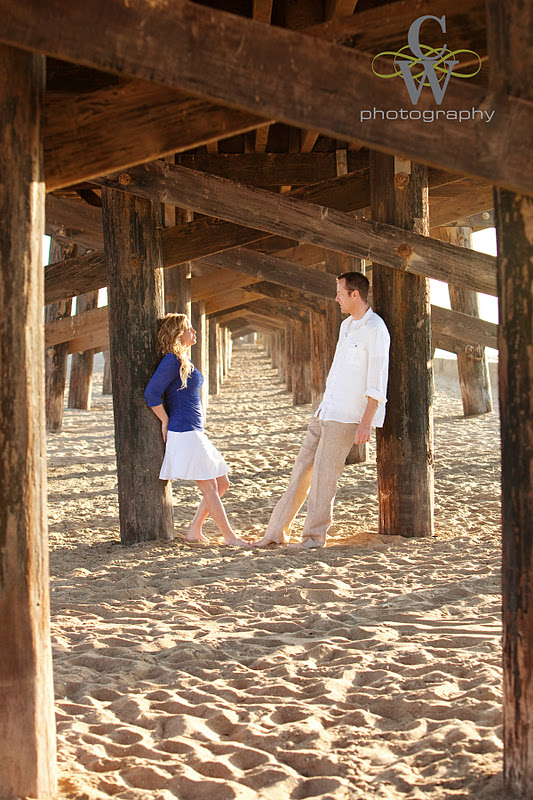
[46,342,504,800]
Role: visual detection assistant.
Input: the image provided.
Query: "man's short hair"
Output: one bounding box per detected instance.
[337,272,370,302]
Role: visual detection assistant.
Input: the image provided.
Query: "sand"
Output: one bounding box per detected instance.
[46,343,505,800]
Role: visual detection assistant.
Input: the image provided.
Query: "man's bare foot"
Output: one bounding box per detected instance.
[288,539,324,550]
[223,534,255,549]
[252,535,284,547]
[185,530,209,544]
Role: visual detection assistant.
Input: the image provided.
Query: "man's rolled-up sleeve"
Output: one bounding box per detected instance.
[364,325,390,405]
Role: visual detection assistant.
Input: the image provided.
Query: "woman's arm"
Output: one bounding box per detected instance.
[149,404,169,443]
[144,354,180,443]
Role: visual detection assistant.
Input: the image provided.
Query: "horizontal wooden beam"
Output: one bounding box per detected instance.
[3,0,531,194]
[98,162,497,296]
[204,288,264,315]
[38,0,485,192]
[44,81,266,192]
[431,305,498,350]
[176,152,368,185]
[45,306,108,348]
[68,331,109,355]
[44,170,373,304]
[45,194,103,250]
[202,249,336,299]
[240,281,327,314]
[44,299,498,357]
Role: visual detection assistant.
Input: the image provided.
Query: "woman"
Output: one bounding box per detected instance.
[145,313,251,548]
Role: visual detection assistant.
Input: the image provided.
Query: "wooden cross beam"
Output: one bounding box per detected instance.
[36,0,486,191]
[3,0,531,194]
[97,162,497,296]
[43,299,497,354]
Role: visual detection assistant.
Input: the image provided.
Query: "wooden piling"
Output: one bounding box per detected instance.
[209,318,220,396]
[101,187,174,544]
[102,350,112,394]
[45,239,74,431]
[290,316,312,405]
[164,206,192,317]
[487,0,533,791]
[434,226,492,416]
[0,44,56,798]
[371,154,434,538]
[68,290,98,409]
[191,300,208,413]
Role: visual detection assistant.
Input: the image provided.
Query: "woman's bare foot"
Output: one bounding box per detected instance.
[223,534,255,549]
[186,529,209,544]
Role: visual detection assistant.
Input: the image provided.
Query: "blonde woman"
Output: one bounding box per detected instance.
[145,314,251,548]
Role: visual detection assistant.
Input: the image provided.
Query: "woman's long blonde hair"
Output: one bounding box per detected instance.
[157,313,193,388]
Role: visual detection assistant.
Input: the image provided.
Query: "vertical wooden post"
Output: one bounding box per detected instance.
[0,45,56,797]
[209,318,220,396]
[164,173,192,318]
[68,290,98,409]
[486,2,533,793]
[290,316,312,405]
[278,329,286,382]
[45,239,74,431]
[433,226,492,416]
[102,350,112,395]
[371,154,434,538]
[225,328,232,373]
[285,323,293,393]
[191,300,208,413]
[101,188,174,544]
[218,326,225,386]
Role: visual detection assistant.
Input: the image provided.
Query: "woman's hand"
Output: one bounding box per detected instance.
[161,419,169,443]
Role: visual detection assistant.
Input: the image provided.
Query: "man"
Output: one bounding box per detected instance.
[255,272,390,549]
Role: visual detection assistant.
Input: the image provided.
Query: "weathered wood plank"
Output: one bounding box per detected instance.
[3,0,532,194]
[44,80,267,192]
[202,249,336,298]
[0,44,56,799]
[240,281,327,314]
[99,163,498,296]
[69,330,109,355]
[45,194,104,250]
[45,305,108,348]
[44,171,368,304]
[101,188,174,544]
[177,151,368,185]
[204,289,264,315]
[431,305,497,350]
[39,0,485,192]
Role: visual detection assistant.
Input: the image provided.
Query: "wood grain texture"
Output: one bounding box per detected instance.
[2,0,531,193]
[0,44,56,799]
[97,163,497,296]
[488,0,533,791]
[371,155,434,538]
[45,239,74,431]
[101,188,174,544]
[68,290,98,410]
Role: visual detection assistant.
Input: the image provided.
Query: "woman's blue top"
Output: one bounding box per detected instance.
[144,353,204,432]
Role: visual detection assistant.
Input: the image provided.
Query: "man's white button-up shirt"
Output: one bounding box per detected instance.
[316,308,390,427]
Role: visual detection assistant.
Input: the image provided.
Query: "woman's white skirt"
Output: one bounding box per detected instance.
[159,430,229,481]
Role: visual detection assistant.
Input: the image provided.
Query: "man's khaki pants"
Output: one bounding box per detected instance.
[263,416,358,547]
